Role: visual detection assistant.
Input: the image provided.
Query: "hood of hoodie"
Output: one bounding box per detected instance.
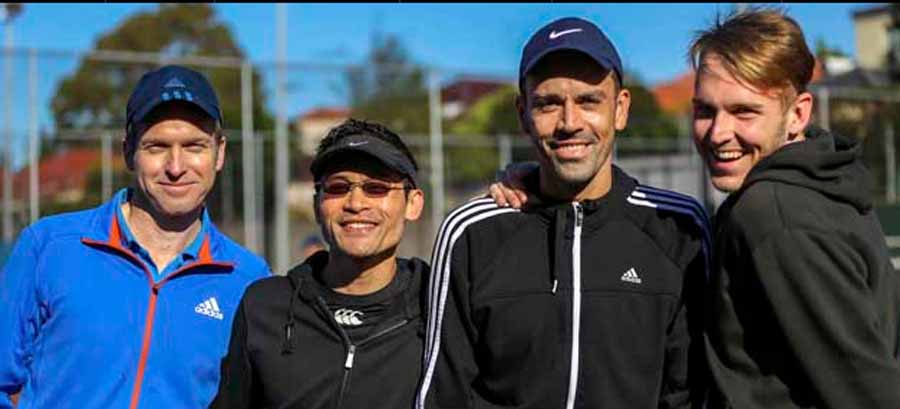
[739,125,873,213]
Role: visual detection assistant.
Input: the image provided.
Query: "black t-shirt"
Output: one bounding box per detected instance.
[316,267,411,343]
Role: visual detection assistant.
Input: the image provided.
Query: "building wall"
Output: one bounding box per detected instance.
[298,117,347,155]
[856,11,892,70]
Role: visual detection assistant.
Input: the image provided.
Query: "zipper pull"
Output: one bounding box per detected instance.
[551,279,558,294]
[344,345,356,369]
[574,203,583,227]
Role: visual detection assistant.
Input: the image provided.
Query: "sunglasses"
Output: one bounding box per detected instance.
[316,180,410,198]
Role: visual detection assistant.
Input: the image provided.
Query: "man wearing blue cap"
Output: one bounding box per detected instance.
[0,65,270,409]
[417,17,708,409]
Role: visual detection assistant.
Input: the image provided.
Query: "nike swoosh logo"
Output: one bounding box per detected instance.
[347,141,368,147]
[549,28,583,40]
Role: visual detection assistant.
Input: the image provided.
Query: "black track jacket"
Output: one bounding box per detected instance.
[210,251,429,409]
[706,126,900,409]
[417,166,710,409]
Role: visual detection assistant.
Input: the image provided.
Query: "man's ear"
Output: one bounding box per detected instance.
[786,91,814,137]
[614,88,631,131]
[404,189,425,222]
[313,193,323,225]
[516,94,531,137]
[123,137,135,171]
[215,136,227,172]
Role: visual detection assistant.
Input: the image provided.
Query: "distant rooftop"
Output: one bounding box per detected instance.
[852,4,890,19]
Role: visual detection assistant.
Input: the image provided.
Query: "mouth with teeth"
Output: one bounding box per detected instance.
[712,150,745,161]
[339,220,379,235]
[548,140,594,161]
[705,146,752,177]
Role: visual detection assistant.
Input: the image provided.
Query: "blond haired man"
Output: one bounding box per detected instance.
[691,8,900,409]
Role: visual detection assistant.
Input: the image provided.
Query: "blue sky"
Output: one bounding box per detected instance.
[0,2,880,152]
[11,3,874,83]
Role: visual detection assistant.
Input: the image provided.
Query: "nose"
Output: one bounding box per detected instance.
[557,99,583,136]
[164,147,187,179]
[343,184,369,213]
[708,110,735,146]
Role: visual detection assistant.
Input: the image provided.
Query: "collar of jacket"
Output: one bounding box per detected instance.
[288,251,424,321]
[524,164,637,232]
[79,196,235,272]
[281,251,425,353]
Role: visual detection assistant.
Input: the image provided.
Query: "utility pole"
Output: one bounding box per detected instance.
[2,3,23,244]
[274,3,290,274]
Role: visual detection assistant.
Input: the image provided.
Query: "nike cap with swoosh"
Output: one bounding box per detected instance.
[310,121,418,186]
[519,17,623,90]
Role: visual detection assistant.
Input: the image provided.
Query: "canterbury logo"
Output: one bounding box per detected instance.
[620,267,642,284]
[195,297,224,320]
[334,308,364,326]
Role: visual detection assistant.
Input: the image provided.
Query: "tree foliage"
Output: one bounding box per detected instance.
[446,85,520,183]
[346,34,429,134]
[51,4,272,131]
[618,75,680,141]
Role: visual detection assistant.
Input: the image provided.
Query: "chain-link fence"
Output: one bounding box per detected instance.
[11,46,896,272]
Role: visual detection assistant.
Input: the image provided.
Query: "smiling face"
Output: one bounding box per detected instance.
[518,50,630,201]
[128,102,225,220]
[691,53,813,193]
[315,155,424,262]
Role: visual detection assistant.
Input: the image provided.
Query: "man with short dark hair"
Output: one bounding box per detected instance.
[0,65,270,409]
[690,9,900,409]
[211,118,428,409]
[417,17,708,409]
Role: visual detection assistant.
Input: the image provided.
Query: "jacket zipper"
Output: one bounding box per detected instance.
[564,202,583,409]
[334,318,411,409]
[83,238,232,409]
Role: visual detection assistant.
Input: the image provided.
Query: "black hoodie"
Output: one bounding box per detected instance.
[706,126,900,409]
[210,252,429,409]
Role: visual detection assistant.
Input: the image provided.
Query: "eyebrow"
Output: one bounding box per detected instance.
[690,97,765,111]
[575,91,607,101]
[531,90,607,102]
[726,102,765,111]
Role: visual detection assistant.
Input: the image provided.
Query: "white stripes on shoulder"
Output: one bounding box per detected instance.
[416,198,518,409]
[626,185,712,279]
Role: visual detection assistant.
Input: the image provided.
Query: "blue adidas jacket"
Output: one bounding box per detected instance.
[0,193,271,409]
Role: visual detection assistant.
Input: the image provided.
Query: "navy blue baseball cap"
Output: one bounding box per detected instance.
[519,17,623,90]
[126,65,222,140]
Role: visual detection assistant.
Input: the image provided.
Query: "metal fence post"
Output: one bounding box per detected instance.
[817,86,830,130]
[256,130,266,257]
[887,123,896,203]
[241,61,259,254]
[428,69,445,243]
[498,134,512,170]
[28,47,37,222]
[101,131,112,200]
[273,2,290,274]
[3,23,14,243]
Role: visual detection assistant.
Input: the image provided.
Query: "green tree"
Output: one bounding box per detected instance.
[618,74,680,143]
[51,4,271,131]
[346,34,429,134]
[447,85,520,183]
[815,36,848,60]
